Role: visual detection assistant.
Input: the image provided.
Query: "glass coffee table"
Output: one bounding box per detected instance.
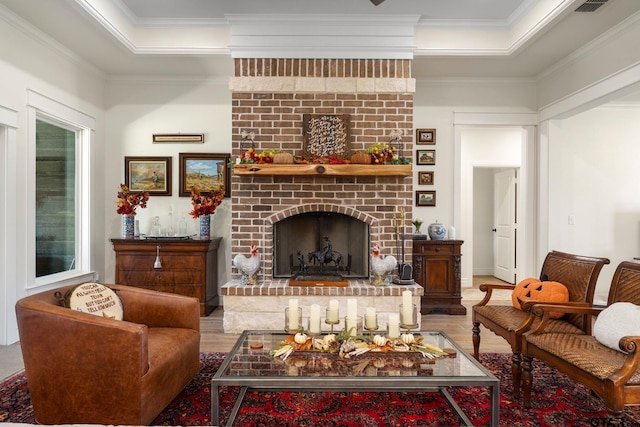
[212,330,499,426]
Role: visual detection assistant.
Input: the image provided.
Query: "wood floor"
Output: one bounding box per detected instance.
[0,276,513,380]
[200,275,513,354]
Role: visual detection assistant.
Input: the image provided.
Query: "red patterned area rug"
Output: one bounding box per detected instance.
[2,352,640,426]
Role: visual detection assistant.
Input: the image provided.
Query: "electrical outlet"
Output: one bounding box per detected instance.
[568,215,575,225]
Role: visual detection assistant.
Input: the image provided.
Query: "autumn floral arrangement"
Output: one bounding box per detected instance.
[271,329,447,361]
[116,184,149,215]
[189,187,224,218]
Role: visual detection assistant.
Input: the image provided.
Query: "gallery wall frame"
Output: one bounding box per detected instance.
[418,171,434,185]
[124,156,172,196]
[178,153,230,197]
[416,149,436,165]
[416,190,436,207]
[416,128,436,145]
[153,133,204,143]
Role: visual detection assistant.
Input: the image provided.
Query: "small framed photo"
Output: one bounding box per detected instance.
[418,171,434,185]
[417,149,436,165]
[179,153,230,197]
[416,128,436,145]
[416,190,436,207]
[124,156,172,196]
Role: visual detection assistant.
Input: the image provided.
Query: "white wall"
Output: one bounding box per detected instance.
[546,105,640,303]
[0,15,106,344]
[103,79,233,289]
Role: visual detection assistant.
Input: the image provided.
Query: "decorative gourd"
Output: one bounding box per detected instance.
[372,334,388,347]
[511,277,569,319]
[294,332,308,344]
[350,151,372,164]
[401,333,415,344]
[273,152,295,164]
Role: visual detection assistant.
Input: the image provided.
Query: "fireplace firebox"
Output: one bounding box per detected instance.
[273,212,369,279]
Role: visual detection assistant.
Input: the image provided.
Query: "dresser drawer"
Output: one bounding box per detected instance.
[117,254,201,270]
[413,243,456,256]
[118,269,202,286]
[131,282,201,299]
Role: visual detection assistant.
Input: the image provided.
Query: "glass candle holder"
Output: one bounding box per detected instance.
[399,303,418,329]
[344,315,363,337]
[285,306,303,333]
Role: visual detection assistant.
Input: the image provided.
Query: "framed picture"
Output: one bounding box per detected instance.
[418,171,434,185]
[417,149,436,165]
[153,133,204,143]
[303,114,351,158]
[416,128,436,145]
[124,156,172,196]
[179,153,230,197]
[416,190,436,207]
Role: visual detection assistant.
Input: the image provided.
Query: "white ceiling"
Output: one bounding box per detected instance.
[0,0,639,82]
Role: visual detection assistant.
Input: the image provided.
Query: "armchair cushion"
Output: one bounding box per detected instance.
[512,278,569,318]
[593,302,640,352]
[61,282,123,320]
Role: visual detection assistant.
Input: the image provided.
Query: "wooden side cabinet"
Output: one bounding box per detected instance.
[412,239,466,315]
[111,237,221,316]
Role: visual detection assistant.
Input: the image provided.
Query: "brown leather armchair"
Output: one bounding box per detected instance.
[472,250,609,397]
[15,284,201,425]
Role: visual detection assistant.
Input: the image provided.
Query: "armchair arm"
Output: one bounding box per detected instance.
[474,283,515,306]
[110,285,200,331]
[16,299,148,377]
[526,303,602,335]
[614,337,640,383]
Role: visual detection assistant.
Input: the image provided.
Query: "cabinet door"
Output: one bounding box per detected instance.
[425,258,452,295]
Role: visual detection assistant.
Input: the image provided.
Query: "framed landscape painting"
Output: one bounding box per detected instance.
[416,190,436,207]
[179,153,230,197]
[124,156,172,196]
[416,150,436,165]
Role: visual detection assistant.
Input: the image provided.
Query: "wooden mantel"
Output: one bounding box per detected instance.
[233,163,412,177]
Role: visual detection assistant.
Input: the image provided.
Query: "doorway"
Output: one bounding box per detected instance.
[454,118,537,289]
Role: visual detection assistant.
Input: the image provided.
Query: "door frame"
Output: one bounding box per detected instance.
[453,112,537,289]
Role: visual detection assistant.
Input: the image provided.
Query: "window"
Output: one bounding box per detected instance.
[35,119,76,277]
[28,90,94,287]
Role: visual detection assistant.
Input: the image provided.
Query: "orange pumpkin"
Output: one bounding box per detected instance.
[511,277,569,319]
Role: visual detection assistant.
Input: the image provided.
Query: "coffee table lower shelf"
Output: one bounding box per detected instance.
[216,384,484,427]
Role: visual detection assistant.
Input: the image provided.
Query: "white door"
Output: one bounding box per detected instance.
[493,168,517,283]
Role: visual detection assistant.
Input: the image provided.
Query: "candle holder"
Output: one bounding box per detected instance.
[399,303,418,333]
[285,306,303,334]
[344,315,363,337]
[325,307,340,333]
[306,318,322,337]
[363,323,379,339]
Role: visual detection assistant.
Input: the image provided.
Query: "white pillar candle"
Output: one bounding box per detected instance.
[401,290,413,325]
[365,307,377,329]
[388,313,401,339]
[346,317,358,336]
[309,304,321,334]
[288,299,299,330]
[327,299,339,322]
[347,299,357,320]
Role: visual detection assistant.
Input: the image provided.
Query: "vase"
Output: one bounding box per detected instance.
[199,215,211,239]
[428,221,446,240]
[122,214,135,239]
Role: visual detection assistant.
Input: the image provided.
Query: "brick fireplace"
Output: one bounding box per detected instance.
[221,58,422,333]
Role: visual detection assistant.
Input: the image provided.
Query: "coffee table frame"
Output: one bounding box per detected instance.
[212,330,499,426]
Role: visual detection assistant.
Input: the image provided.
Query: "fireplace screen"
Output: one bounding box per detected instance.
[273,212,369,278]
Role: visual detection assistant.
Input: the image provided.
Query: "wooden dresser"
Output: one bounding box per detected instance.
[412,239,466,315]
[111,237,221,316]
